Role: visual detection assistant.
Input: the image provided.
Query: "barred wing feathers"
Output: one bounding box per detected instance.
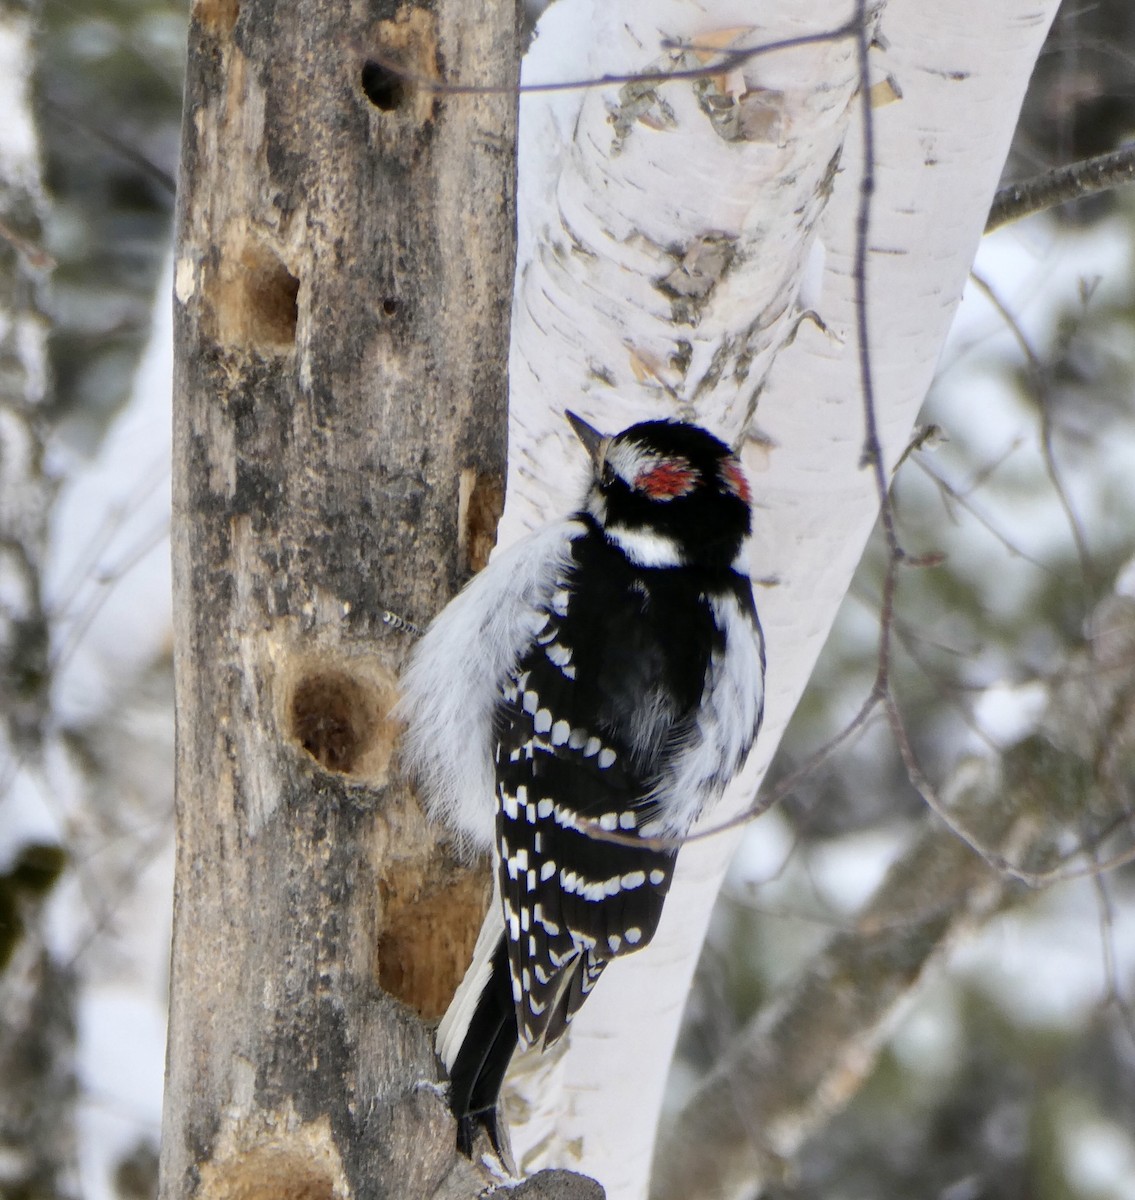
[492,530,762,1049]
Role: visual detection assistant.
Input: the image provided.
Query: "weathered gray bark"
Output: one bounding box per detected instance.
[161,2,596,1196]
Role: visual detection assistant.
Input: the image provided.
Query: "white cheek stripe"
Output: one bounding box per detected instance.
[604,524,685,568]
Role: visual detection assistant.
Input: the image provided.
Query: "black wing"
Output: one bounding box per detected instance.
[493,529,721,1048]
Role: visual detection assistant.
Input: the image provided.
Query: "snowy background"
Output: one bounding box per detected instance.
[1,1,1133,1197]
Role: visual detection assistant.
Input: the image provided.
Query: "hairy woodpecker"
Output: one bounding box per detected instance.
[399,412,765,1156]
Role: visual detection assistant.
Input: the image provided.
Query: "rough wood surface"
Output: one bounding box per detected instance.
[160,2,594,1196]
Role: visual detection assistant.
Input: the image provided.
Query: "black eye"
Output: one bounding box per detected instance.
[600,462,615,485]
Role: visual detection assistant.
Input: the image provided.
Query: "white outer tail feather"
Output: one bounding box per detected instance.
[436,881,505,1073]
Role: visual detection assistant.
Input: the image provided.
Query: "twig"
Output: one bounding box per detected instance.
[39,97,177,197]
[578,687,885,851]
[969,270,1095,584]
[914,453,1055,572]
[1088,848,1135,1052]
[986,143,1135,232]
[359,21,859,99]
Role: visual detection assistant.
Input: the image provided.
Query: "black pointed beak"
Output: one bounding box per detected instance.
[565,410,607,471]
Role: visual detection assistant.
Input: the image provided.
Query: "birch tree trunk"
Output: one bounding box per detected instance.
[491,1,1063,1196]
[157,2,596,1197]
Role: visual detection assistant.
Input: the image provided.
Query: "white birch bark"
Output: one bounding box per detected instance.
[492,0,1062,1196]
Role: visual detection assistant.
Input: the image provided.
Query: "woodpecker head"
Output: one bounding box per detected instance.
[566,411,752,570]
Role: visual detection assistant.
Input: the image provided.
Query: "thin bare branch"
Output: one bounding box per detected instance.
[1088,852,1135,1051]
[40,97,177,197]
[575,686,885,852]
[970,270,1095,584]
[359,21,860,99]
[986,142,1135,232]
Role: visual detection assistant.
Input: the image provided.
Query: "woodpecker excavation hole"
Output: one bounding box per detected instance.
[204,1150,335,1200]
[196,0,239,34]
[380,297,399,317]
[457,469,505,574]
[361,60,405,111]
[365,8,439,126]
[289,666,397,779]
[197,1130,347,1200]
[377,862,491,1018]
[213,237,299,353]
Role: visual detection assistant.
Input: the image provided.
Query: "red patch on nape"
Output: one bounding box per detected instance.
[721,459,752,505]
[634,459,698,500]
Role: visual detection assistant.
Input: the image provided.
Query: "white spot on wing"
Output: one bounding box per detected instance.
[554,804,585,831]
[546,642,572,667]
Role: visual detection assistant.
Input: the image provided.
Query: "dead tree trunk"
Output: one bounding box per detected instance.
[158,2,587,1196]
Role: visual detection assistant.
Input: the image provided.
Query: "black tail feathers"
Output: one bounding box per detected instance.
[447,936,518,1159]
